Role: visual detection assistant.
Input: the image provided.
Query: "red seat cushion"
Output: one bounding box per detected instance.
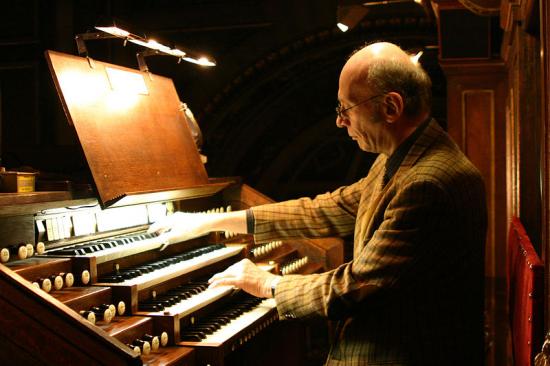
[508,217,544,366]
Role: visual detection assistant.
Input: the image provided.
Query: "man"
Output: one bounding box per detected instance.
[150,42,487,365]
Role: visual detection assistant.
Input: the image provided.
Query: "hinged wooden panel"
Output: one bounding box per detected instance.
[45,50,213,208]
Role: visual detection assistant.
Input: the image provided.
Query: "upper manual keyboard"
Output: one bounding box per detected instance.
[45,231,162,264]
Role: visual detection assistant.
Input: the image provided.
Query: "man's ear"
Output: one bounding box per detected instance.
[382,92,404,123]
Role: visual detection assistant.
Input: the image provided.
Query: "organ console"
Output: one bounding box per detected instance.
[0,49,343,365]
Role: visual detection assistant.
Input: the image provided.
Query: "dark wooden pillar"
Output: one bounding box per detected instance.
[539,1,550,331]
[441,61,507,281]
[431,1,509,365]
[441,59,509,366]
[540,0,550,333]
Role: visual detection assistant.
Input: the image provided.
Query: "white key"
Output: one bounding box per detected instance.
[198,299,276,344]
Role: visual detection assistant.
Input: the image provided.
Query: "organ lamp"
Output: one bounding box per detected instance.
[75,17,216,71]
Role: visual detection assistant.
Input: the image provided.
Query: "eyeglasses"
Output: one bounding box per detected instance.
[336,94,384,119]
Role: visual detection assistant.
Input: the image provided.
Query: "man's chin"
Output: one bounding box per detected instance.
[356,141,371,152]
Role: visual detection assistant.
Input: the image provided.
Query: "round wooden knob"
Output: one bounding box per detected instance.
[117,301,126,316]
[160,331,169,347]
[25,244,34,257]
[81,270,90,285]
[63,272,75,288]
[17,245,28,260]
[35,242,46,255]
[0,248,9,263]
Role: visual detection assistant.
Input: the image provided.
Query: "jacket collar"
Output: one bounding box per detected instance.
[388,118,445,183]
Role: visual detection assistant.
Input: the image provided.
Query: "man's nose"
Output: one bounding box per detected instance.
[336,115,347,128]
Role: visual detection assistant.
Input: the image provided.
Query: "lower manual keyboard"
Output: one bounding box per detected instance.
[179,294,277,347]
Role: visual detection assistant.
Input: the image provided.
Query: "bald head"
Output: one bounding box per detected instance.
[343,42,412,83]
[341,42,432,119]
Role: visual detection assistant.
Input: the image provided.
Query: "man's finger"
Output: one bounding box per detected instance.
[156,232,174,251]
[208,272,235,283]
[148,222,166,234]
[209,278,238,289]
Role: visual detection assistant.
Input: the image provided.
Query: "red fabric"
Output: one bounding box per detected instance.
[508,217,544,366]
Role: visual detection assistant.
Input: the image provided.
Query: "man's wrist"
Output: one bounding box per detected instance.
[270,276,282,298]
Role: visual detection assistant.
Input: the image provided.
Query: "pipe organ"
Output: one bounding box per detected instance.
[0,50,343,366]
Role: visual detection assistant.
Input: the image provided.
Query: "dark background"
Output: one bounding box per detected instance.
[0,0,443,202]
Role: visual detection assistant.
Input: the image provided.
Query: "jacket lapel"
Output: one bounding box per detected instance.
[354,119,444,255]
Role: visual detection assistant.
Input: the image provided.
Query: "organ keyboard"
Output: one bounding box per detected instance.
[97,244,243,288]
[181,295,277,345]
[0,49,343,366]
[45,230,163,264]
[138,284,233,316]
[175,292,279,366]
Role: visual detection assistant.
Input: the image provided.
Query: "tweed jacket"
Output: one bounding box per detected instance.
[251,119,487,365]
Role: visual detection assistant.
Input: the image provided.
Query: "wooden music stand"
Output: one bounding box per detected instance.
[45,50,227,208]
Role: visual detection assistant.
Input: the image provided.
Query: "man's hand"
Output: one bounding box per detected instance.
[148,212,211,248]
[208,258,281,298]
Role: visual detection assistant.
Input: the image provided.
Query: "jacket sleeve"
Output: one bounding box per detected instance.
[250,178,366,242]
[273,179,454,320]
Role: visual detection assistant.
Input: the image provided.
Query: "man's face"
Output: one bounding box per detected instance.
[336,80,387,153]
